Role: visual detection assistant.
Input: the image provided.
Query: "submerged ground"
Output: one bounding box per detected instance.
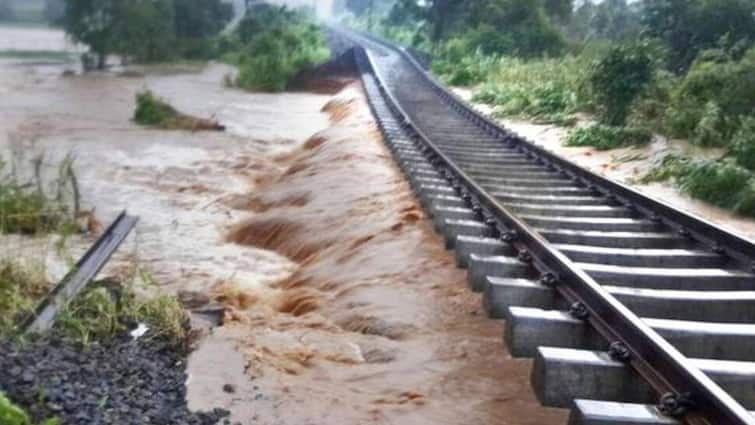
[0,25,565,425]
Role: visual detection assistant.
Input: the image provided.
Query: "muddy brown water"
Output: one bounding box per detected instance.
[1,26,565,425]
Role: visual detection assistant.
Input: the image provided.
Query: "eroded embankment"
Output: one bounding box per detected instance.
[195,84,567,425]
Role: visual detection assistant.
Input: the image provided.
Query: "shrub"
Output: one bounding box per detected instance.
[732,117,755,171]
[133,91,180,127]
[230,6,329,92]
[665,47,755,144]
[677,160,755,215]
[566,125,652,150]
[133,90,223,130]
[433,50,500,86]
[589,41,656,125]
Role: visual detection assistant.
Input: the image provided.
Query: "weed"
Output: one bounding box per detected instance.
[566,125,652,150]
[0,260,50,337]
[55,278,189,347]
[638,155,688,184]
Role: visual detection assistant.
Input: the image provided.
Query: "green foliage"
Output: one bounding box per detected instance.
[61,0,232,67]
[638,154,687,183]
[665,48,755,145]
[469,54,591,123]
[732,118,755,171]
[56,280,189,347]
[0,158,78,235]
[133,90,221,130]
[641,0,755,73]
[589,41,656,125]
[0,261,50,337]
[433,49,500,86]
[133,90,180,127]
[677,160,755,215]
[0,393,30,425]
[566,125,652,150]
[228,5,329,92]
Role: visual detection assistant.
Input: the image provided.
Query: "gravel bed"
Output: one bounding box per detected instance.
[0,334,232,425]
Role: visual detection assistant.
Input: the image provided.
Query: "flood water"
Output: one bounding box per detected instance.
[1,25,566,425]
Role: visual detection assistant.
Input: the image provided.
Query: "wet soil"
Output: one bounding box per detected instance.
[192,85,567,425]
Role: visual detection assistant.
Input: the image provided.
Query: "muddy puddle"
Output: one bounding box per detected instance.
[453,87,755,239]
[2,26,565,425]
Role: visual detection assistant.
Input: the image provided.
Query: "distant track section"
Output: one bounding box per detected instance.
[332,26,755,425]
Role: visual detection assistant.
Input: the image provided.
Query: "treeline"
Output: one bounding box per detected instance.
[219,4,330,92]
[344,0,755,216]
[60,0,233,68]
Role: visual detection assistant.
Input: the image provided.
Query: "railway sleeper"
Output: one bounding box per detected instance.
[520,215,660,232]
[454,235,516,268]
[555,244,727,268]
[483,276,755,323]
[536,228,691,249]
[568,399,679,425]
[506,306,755,361]
[578,262,755,291]
[533,346,755,410]
[467,253,536,292]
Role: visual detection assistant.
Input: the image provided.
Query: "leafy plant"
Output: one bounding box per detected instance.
[0,260,50,337]
[677,160,755,215]
[133,90,222,130]
[228,5,330,92]
[732,117,755,171]
[566,125,652,150]
[588,41,656,126]
[0,392,59,425]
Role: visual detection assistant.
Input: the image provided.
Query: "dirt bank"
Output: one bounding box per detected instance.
[192,84,566,425]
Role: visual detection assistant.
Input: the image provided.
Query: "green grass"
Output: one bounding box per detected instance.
[468,54,592,124]
[56,278,189,347]
[0,158,78,235]
[0,260,50,337]
[566,125,652,150]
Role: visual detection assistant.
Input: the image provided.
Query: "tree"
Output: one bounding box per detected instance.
[61,0,119,69]
[642,0,755,72]
[173,0,233,58]
[45,0,65,22]
[113,0,174,63]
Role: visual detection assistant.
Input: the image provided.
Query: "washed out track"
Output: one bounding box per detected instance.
[331,28,755,425]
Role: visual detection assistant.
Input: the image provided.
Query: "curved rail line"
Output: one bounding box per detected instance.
[332,27,755,425]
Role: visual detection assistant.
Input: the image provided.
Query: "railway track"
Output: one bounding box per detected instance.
[332,28,755,425]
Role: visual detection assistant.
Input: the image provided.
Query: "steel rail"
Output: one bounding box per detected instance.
[350,27,755,267]
[344,30,755,425]
[21,211,138,334]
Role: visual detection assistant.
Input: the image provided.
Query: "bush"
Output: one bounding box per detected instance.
[732,117,755,171]
[665,47,755,145]
[677,160,755,215]
[133,90,223,130]
[433,50,500,86]
[589,41,656,125]
[230,5,329,92]
[566,124,652,150]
